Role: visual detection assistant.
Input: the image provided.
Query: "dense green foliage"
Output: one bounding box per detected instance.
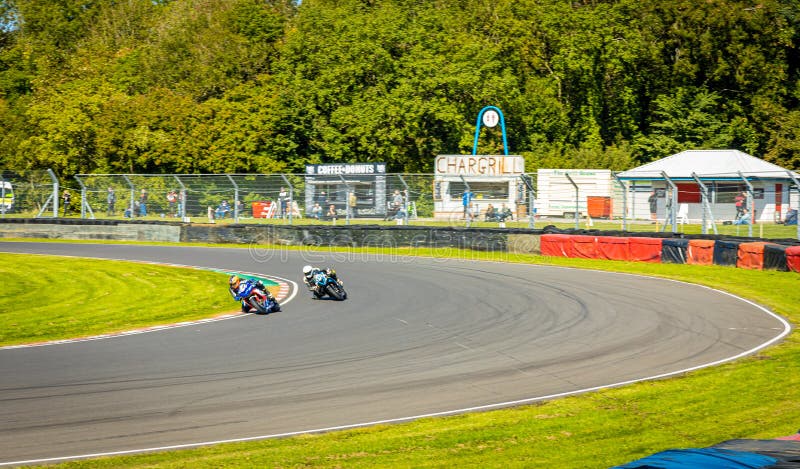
[0,0,798,178]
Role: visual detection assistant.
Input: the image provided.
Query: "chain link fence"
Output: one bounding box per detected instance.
[0,169,59,218]
[4,169,800,240]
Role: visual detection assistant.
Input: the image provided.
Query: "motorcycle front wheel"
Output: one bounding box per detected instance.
[326,283,345,301]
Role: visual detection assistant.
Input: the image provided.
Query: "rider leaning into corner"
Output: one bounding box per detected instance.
[302,265,340,298]
[228,275,280,313]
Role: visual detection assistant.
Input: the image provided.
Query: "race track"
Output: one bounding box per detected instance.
[0,242,789,465]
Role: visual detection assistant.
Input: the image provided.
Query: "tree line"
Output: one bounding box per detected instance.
[0,0,798,179]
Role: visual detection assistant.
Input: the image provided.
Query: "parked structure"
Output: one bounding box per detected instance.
[617,150,800,224]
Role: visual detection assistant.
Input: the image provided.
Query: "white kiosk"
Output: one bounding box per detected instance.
[433,154,525,220]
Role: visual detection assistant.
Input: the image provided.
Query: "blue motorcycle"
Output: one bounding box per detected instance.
[238,281,281,314]
[312,269,347,301]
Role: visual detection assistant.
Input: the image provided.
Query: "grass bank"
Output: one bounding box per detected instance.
[0,253,237,346]
[1,241,798,468]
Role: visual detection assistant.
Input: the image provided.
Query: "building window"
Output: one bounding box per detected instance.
[714,183,744,203]
[448,181,509,200]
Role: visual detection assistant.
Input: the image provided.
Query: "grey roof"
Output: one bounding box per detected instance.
[617,149,798,180]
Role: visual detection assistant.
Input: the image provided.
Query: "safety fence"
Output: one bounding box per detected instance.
[2,169,800,240]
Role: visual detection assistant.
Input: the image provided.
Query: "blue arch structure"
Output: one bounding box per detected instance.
[472,106,509,156]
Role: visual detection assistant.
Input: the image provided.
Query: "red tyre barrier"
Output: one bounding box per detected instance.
[786,246,800,272]
[687,239,715,265]
[736,242,771,270]
[628,237,663,263]
[571,235,598,259]
[540,234,574,258]
[596,236,630,261]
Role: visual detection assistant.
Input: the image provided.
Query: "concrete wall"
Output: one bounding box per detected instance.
[0,220,181,242]
[0,219,544,253]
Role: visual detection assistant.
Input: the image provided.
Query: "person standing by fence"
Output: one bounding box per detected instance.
[462,189,474,220]
[62,189,71,217]
[166,190,177,217]
[648,190,658,223]
[349,191,358,217]
[106,187,116,216]
[139,189,148,217]
[278,187,288,219]
[735,191,746,219]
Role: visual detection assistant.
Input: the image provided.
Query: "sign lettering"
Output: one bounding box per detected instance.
[435,155,524,176]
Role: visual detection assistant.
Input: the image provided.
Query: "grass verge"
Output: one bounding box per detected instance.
[0,253,242,346]
[1,241,799,468]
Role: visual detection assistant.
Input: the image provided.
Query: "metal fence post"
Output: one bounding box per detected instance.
[519,174,536,229]
[226,174,239,223]
[691,172,717,235]
[74,175,95,219]
[122,175,135,219]
[397,174,410,225]
[280,174,293,225]
[49,169,59,217]
[338,175,351,225]
[173,175,186,220]
[611,172,627,232]
[459,175,472,227]
[738,171,754,238]
[564,173,579,229]
[661,171,677,234]
[786,171,800,240]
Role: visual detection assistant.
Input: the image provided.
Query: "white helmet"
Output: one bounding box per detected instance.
[302,265,313,277]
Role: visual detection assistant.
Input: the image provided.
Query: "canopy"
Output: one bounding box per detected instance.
[617,150,799,181]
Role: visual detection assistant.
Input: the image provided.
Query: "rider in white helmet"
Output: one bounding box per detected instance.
[302,264,338,297]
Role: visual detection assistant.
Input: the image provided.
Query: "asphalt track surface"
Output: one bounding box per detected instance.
[0,242,790,465]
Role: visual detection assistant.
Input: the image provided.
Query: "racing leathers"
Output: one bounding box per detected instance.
[303,267,338,298]
[230,278,278,313]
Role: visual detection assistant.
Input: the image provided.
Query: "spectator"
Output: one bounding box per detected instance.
[485,204,497,221]
[124,204,133,218]
[462,188,474,220]
[62,189,71,216]
[166,190,178,217]
[466,203,476,221]
[349,191,358,217]
[783,207,798,225]
[648,189,658,223]
[310,202,323,220]
[291,200,303,218]
[177,191,184,218]
[392,189,406,220]
[215,200,231,219]
[235,200,245,217]
[326,204,337,221]
[278,187,288,219]
[498,203,514,221]
[139,189,148,217]
[106,187,116,216]
[734,208,750,225]
[735,191,746,219]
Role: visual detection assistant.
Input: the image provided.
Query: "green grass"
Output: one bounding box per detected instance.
[2,242,799,468]
[0,253,238,346]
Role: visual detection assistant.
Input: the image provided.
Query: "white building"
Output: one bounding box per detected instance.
[617,149,800,223]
